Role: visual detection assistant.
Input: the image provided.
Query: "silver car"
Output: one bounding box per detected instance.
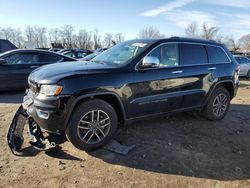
[234,55,250,78]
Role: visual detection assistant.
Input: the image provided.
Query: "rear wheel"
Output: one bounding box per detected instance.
[203,87,230,121]
[247,70,250,78]
[66,99,118,151]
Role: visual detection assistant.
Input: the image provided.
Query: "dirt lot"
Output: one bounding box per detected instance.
[0,80,250,188]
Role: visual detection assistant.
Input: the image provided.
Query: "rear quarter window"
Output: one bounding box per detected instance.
[180,44,208,65]
[206,46,230,64]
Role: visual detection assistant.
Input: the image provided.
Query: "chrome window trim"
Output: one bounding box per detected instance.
[135,41,232,71]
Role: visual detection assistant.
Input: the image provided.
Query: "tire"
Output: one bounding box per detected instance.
[247,70,250,78]
[65,99,118,151]
[203,87,230,121]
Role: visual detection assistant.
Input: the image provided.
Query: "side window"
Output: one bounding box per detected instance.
[38,53,62,63]
[206,46,230,64]
[146,43,179,67]
[180,44,208,65]
[5,53,39,65]
[240,57,250,64]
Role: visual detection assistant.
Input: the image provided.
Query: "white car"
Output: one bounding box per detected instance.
[234,55,250,78]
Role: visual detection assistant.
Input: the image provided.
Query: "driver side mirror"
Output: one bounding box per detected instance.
[140,56,160,69]
[0,58,7,65]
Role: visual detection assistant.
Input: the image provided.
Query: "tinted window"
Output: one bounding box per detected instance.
[38,53,62,62]
[146,43,179,67]
[240,57,250,64]
[180,44,207,65]
[234,57,241,64]
[206,46,229,64]
[5,53,39,64]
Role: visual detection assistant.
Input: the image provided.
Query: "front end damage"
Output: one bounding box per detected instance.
[7,105,56,156]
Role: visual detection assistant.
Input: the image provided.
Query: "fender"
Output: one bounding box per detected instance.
[202,79,235,106]
[63,91,126,128]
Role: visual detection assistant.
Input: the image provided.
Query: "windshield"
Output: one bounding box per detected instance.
[92,41,151,66]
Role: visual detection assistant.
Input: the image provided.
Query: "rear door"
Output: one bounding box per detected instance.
[178,43,210,108]
[0,52,40,90]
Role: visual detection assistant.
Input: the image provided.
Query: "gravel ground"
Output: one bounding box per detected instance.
[0,80,250,188]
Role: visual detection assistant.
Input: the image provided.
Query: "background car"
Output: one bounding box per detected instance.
[0,49,76,91]
[62,49,93,59]
[81,52,100,61]
[0,39,17,53]
[234,55,250,78]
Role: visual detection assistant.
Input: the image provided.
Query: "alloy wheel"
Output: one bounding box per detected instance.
[77,110,111,144]
[212,93,228,117]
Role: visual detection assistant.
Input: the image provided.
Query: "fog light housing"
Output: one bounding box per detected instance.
[36,109,50,119]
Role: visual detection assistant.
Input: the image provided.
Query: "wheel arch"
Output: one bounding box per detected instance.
[203,80,235,106]
[64,92,126,129]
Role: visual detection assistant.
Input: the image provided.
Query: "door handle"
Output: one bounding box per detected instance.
[30,66,39,68]
[172,70,183,74]
[208,67,216,71]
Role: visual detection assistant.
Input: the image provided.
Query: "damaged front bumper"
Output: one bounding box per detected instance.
[6,105,57,156]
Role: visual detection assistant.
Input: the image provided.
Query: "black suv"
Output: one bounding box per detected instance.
[8,37,240,151]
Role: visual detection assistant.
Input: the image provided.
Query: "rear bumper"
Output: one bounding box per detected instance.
[24,89,73,132]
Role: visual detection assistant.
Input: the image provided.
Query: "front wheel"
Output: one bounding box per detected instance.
[66,99,118,151]
[203,87,230,121]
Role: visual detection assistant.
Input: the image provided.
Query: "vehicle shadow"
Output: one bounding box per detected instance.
[0,91,24,104]
[88,103,250,181]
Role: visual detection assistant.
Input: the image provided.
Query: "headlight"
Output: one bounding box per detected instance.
[39,85,63,96]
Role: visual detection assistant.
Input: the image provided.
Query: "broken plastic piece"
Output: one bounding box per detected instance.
[103,139,135,155]
[6,105,57,156]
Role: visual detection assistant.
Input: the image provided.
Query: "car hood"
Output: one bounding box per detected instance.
[29,61,115,84]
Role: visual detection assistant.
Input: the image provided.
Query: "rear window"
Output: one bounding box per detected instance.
[206,46,230,64]
[180,44,208,65]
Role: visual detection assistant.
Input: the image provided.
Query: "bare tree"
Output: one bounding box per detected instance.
[103,33,113,47]
[93,28,101,50]
[224,36,240,52]
[238,34,250,53]
[114,33,124,43]
[185,22,198,38]
[77,29,92,49]
[33,26,47,48]
[61,25,74,47]
[49,28,61,44]
[138,27,165,38]
[1,27,14,40]
[201,23,219,40]
[25,26,35,43]
[11,28,24,48]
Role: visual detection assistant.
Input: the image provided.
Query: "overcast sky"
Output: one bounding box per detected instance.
[0,0,249,39]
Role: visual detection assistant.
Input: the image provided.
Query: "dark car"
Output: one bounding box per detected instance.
[0,49,76,91]
[0,39,17,53]
[7,37,240,153]
[62,49,93,59]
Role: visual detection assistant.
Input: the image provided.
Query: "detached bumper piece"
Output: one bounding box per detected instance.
[7,105,57,156]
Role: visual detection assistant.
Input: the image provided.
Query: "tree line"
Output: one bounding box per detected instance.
[0,25,125,50]
[0,24,249,53]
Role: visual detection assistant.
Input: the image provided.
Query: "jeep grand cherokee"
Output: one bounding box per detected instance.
[7,37,240,152]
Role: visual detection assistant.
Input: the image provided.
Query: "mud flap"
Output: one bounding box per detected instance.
[6,105,57,156]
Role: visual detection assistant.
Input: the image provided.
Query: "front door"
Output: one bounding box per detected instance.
[125,43,186,118]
